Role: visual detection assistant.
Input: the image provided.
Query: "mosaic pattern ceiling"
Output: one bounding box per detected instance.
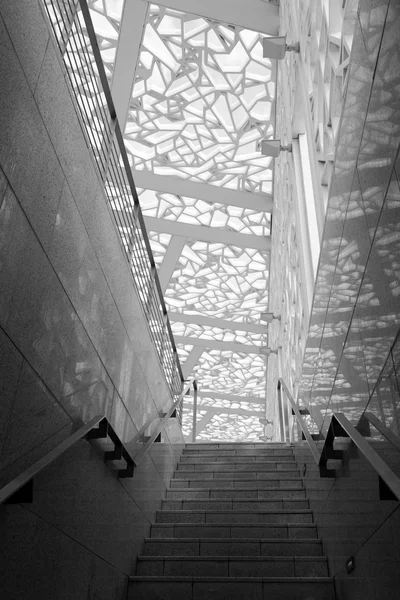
[182,395,264,442]
[85,0,123,78]
[84,0,274,440]
[69,0,124,80]
[172,322,265,347]
[128,4,275,440]
[189,349,266,397]
[137,188,271,235]
[125,3,276,192]
[164,240,269,318]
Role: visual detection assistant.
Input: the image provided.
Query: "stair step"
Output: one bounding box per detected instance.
[150,523,318,539]
[162,499,310,511]
[179,455,296,463]
[184,443,289,448]
[143,537,324,557]
[173,470,300,480]
[128,575,335,600]
[177,463,299,472]
[183,449,294,457]
[132,442,333,600]
[170,479,303,489]
[136,555,329,577]
[166,488,307,500]
[156,510,313,524]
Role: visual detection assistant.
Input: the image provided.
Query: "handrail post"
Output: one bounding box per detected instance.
[192,381,198,443]
[277,380,285,442]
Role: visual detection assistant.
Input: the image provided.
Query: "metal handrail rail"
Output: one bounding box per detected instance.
[327,413,400,500]
[278,378,400,499]
[40,0,184,398]
[0,415,133,505]
[277,378,320,464]
[0,379,197,505]
[135,378,197,465]
[364,412,400,453]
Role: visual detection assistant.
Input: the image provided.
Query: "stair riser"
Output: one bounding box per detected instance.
[166,489,307,500]
[150,525,318,539]
[183,450,294,456]
[170,480,303,489]
[143,540,324,557]
[128,580,334,600]
[184,444,290,449]
[173,472,300,480]
[177,464,299,472]
[162,500,310,511]
[179,456,296,463]
[136,558,329,577]
[156,512,313,525]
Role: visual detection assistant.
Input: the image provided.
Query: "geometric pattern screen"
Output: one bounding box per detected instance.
[126,4,275,193]
[87,0,275,440]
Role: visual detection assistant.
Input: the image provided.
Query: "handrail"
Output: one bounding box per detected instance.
[278,378,400,499]
[40,0,184,398]
[326,413,400,500]
[0,379,198,506]
[134,378,197,465]
[277,378,320,464]
[0,415,134,505]
[364,412,400,453]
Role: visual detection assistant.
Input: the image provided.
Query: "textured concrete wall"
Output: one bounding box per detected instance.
[0,1,184,597]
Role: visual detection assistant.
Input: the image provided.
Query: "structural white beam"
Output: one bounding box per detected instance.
[196,391,266,405]
[182,347,205,379]
[296,58,324,241]
[132,171,273,213]
[183,402,263,418]
[186,410,214,438]
[159,235,186,293]
[169,312,269,334]
[291,139,314,324]
[174,336,266,354]
[154,0,279,35]
[111,0,148,129]
[144,217,271,251]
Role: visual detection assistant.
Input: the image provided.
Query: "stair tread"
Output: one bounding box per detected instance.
[129,575,332,582]
[158,509,313,514]
[137,556,328,562]
[178,462,298,465]
[182,453,295,457]
[144,537,322,543]
[172,477,302,480]
[153,522,316,527]
[167,486,301,492]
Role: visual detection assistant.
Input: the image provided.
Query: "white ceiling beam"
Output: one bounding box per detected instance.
[174,336,267,354]
[187,410,214,438]
[144,217,271,251]
[111,0,148,129]
[159,235,186,293]
[182,347,205,379]
[183,401,263,417]
[132,171,273,212]
[154,0,279,35]
[169,312,269,334]
[189,391,266,405]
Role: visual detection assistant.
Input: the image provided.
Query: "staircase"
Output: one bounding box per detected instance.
[128,442,335,599]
